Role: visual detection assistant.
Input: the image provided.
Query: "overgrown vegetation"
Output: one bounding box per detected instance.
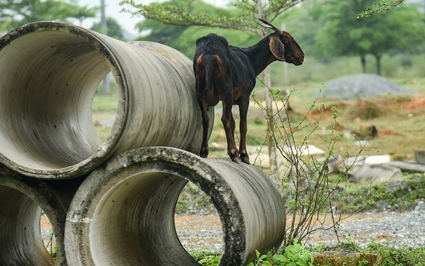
[191,239,315,266]
[192,239,425,266]
[308,238,425,266]
[249,85,348,245]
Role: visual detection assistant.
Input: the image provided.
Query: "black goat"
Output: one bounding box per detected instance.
[193,18,304,164]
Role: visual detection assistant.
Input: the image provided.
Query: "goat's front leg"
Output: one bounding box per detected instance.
[238,101,250,164]
[222,100,240,164]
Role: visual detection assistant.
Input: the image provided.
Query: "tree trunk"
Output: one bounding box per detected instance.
[360,54,366,73]
[264,67,278,176]
[375,53,381,75]
[100,0,110,94]
[258,1,278,176]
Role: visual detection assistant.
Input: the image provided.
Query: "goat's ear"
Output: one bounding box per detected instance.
[269,36,285,61]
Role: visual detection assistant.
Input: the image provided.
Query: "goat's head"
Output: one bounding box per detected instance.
[258,18,304,66]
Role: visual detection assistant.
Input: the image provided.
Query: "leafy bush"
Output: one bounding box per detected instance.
[350,99,382,119]
[248,239,314,266]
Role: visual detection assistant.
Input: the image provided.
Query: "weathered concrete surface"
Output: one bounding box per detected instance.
[0,165,83,266]
[65,147,285,266]
[386,160,425,172]
[415,150,425,164]
[0,21,212,179]
[351,164,403,183]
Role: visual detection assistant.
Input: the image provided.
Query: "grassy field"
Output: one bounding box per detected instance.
[206,78,425,162]
[91,74,425,163]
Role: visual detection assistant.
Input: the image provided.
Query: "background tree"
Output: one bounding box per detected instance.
[309,0,425,75]
[70,0,99,26]
[0,0,97,31]
[173,26,258,57]
[135,19,189,49]
[93,17,125,40]
[132,0,257,57]
[0,19,11,33]
[359,0,405,17]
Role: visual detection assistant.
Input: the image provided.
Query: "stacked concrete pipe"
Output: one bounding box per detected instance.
[0,21,287,266]
[0,165,83,266]
[65,147,286,266]
[0,21,210,179]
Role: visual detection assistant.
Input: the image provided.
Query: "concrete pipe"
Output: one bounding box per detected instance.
[65,146,285,266]
[0,164,83,266]
[0,21,211,179]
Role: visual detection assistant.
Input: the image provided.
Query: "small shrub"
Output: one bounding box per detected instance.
[248,239,314,266]
[191,249,221,266]
[350,99,382,119]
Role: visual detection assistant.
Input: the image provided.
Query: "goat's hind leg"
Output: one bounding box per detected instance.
[197,82,210,158]
[221,99,241,164]
[199,111,210,158]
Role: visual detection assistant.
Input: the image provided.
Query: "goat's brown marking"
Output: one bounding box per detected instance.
[212,55,225,76]
[196,54,206,76]
[282,32,304,64]
[233,88,242,100]
[197,54,226,77]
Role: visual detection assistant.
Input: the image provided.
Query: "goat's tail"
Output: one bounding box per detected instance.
[204,55,215,91]
[196,54,221,91]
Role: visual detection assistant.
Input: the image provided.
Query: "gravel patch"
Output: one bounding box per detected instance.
[306,210,425,249]
[174,210,425,252]
[321,74,415,99]
[175,215,224,252]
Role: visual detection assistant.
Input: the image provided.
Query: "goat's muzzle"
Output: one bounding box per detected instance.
[294,53,304,66]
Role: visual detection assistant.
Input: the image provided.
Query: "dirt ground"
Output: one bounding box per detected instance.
[172,213,390,250]
[174,212,423,251]
[39,213,388,251]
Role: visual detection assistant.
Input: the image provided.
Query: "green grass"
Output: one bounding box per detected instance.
[191,241,425,266]
[309,239,425,266]
[91,86,119,141]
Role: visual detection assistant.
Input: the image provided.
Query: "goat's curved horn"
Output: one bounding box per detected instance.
[258,18,282,33]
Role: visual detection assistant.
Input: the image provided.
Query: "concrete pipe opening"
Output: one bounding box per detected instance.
[65,147,285,266]
[0,166,70,266]
[0,22,210,179]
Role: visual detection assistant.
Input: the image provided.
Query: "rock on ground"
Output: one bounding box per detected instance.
[321,74,415,99]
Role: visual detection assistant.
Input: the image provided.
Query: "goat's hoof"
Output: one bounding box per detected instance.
[228,149,241,164]
[241,155,250,164]
[231,156,241,164]
[240,150,250,164]
[199,148,209,158]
